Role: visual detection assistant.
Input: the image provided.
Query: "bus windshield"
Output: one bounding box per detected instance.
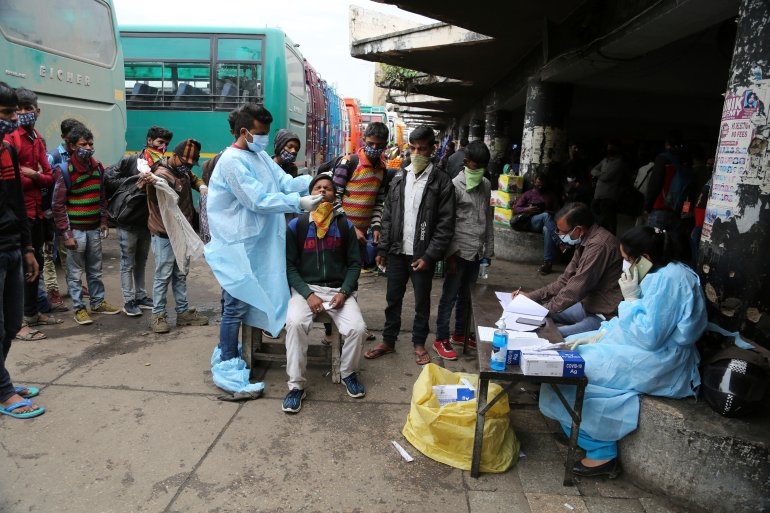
[0,0,117,67]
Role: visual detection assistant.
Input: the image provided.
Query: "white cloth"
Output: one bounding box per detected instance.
[152,178,204,274]
[204,146,311,336]
[284,285,367,390]
[401,163,432,255]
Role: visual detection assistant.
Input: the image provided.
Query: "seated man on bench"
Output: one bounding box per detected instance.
[283,173,367,414]
[510,172,562,275]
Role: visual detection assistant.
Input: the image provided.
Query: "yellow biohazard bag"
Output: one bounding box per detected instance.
[402,363,519,472]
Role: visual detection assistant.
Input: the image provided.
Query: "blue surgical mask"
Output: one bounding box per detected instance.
[17,111,36,127]
[76,147,94,160]
[559,227,582,246]
[246,132,269,153]
[363,146,383,162]
[280,149,296,163]
[0,118,18,135]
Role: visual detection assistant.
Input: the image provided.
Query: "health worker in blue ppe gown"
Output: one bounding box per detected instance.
[539,225,707,479]
[205,103,322,393]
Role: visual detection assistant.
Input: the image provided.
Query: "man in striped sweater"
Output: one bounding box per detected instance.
[52,124,121,325]
[330,121,391,343]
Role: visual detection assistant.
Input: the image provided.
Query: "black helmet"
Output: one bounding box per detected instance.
[701,346,770,417]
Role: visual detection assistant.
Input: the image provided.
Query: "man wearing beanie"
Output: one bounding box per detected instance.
[272,128,301,177]
[282,172,367,413]
[143,138,209,334]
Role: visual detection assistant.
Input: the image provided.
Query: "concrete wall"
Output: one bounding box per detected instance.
[619,395,770,513]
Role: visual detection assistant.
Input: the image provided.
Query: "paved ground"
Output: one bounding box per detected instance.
[1,236,696,513]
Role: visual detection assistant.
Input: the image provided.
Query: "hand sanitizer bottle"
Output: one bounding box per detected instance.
[491,319,508,371]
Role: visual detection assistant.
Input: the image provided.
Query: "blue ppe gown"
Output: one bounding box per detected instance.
[205,146,312,337]
[539,261,708,449]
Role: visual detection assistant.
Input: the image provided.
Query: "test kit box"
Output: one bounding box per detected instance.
[493,206,513,226]
[490,190,512,209]
[506,334,551,365]
[432,380,476,406]
[520,350,585,377]
[498,174,524,193]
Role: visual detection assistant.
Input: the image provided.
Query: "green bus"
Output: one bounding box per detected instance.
[0,0,127,165]
[120,26,309,167]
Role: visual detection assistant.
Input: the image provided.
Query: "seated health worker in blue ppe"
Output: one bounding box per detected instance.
[539,225,707,479]
[205,103,322,394]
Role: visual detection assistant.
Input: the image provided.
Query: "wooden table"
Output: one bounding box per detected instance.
[469,285,588,486]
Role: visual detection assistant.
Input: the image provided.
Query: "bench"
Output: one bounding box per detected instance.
[241,311,342,383]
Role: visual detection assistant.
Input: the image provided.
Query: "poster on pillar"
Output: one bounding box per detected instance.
[702,81,770,242]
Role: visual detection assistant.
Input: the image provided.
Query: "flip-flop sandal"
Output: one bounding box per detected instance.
[26,314,63,326]
[0,399,46,419]
[14,386,40,399]
[364,343,395,359]
[15,327,47,341]
[414,350,431,365]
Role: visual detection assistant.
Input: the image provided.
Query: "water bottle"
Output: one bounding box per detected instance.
[478,258,490,280]
[490,319,508,371]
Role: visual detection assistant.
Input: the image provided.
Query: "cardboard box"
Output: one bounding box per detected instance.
[520,350,585,377]
[432,378,476,406]
[498,174,524,193]
[493,206,513,226]
[490,190,512,209]
[506,334,551,365]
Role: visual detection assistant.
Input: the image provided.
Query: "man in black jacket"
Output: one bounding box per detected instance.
[365,126,456,365]
[0,82,45,418]
[104,126,173,317]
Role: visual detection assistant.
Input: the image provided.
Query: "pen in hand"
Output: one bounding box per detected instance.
[512,286,521,298]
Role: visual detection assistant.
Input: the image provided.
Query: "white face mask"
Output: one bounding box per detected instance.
[246,132,269,153]
[622,260,632,273]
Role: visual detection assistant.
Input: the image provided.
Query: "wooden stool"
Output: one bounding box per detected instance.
[241,312,342,383]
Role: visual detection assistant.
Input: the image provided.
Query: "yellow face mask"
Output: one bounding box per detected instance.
[411,154,431,175]
[311,201,334,238]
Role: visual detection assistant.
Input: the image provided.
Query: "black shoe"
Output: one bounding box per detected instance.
[572,458,621,479]
[538,262,553,275]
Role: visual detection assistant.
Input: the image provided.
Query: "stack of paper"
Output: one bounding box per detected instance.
[491,292,548,331]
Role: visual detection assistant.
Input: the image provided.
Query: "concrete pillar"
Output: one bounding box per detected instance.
[484,109,514,184]
[519,79,572,187]
[469,117,485,142]
[458,124,470,143]
[698,0,770,349]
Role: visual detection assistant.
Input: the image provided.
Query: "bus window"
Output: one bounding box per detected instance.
[286,46,305,100]
[125,61,211,109]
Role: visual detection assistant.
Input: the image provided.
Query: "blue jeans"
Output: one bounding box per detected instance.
[552,302,602,337]
[218,290,250,361]
[66,229,106,311]
[118,226,151,303]
[529,212,559,263]
[382,254,434,347]
[436,256,479,341]
[0,249,25,402]
[151,235,188,315]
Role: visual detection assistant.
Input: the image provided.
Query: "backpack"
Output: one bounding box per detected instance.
[107,174,148,226]
[318,153,358,178]
[201,150,225,186]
